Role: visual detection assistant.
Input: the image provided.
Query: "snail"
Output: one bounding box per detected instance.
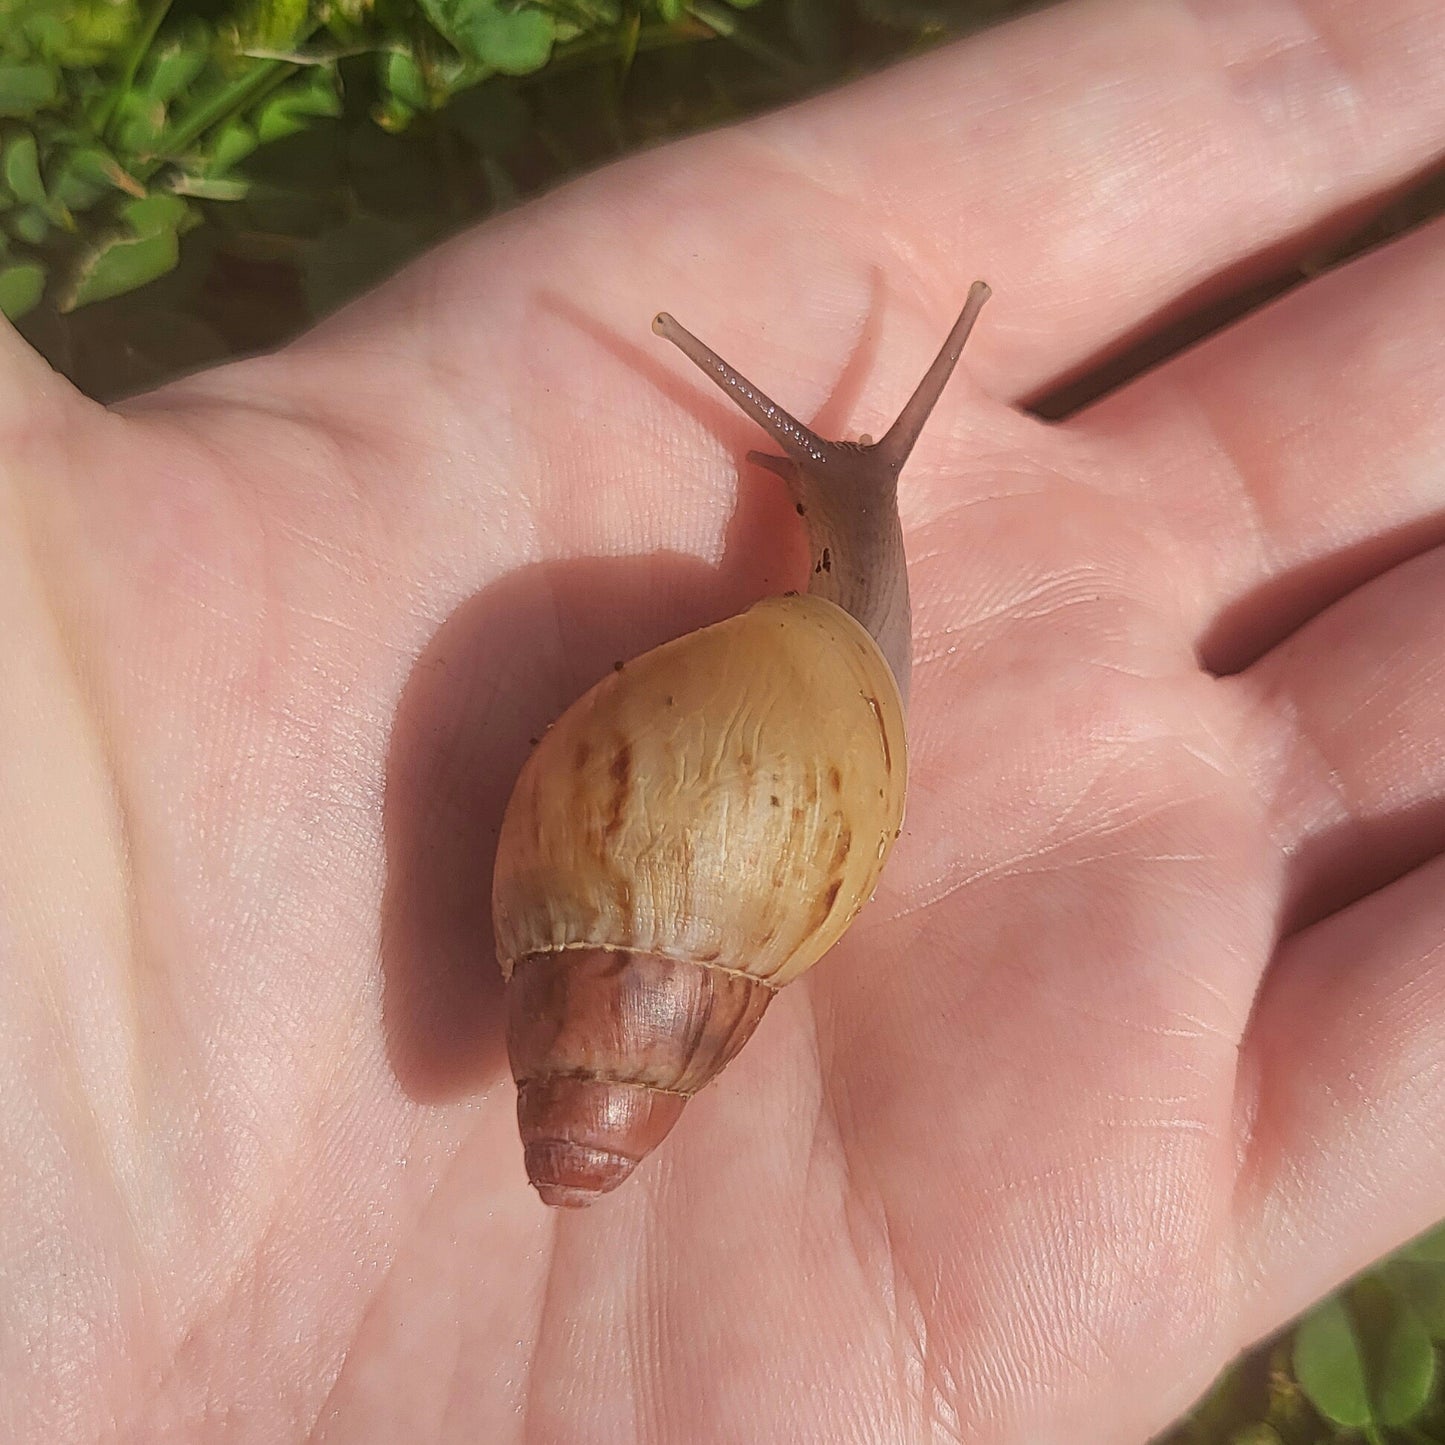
[491,282,992,1207]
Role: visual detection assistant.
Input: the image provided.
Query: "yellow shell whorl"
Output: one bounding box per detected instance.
[491,594,907,990]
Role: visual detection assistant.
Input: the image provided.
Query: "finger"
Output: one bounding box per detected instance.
[588,0,1443,402]
[1233,849,1445,1341]
[1224,542,1445,928]
[1074,214,1445,668]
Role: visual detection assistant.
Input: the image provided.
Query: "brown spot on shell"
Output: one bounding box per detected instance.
[604,743,634,840]
[811,878,844,934]
[770,794,780,807]
[611,744,633,788]
[828,765,842,794]
[820,546,832,573]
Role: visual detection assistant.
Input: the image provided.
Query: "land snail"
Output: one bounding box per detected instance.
[492,281,992,1207]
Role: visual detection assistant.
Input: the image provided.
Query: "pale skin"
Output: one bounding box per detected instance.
[4,0,1445,1438]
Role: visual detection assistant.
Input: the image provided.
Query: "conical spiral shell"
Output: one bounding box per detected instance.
[491,593,908,1204]
[493,593,908,988]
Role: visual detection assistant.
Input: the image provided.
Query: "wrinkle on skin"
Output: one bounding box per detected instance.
[814,1037,967,1445]
[6,453,150,1153]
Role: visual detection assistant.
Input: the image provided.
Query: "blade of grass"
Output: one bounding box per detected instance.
[685,0,805,78]
[541,17,717,78]
[96,0,176,140]
[145,59,289,167]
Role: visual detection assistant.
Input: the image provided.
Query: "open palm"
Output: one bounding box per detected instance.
[6,2,1445,1440]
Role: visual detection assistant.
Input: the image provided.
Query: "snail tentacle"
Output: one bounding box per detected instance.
[653,287,989,703]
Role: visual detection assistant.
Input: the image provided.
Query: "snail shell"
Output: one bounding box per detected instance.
[494,595,906,1204]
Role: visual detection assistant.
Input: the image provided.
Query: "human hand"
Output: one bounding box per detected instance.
[4,1,1445,1439]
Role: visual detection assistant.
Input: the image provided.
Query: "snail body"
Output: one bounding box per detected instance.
[492,283,991,1206]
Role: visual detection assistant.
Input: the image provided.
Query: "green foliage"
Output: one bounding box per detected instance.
[60,223,180,308]
[255,67,342,142]
[0,258,44,316]
[0,63,59,116]
[235,0,312,50]
[2,0,1013,395]
[419,0,558,75]
[2,0,799,343]
[1294,1281,1435,1432]
[3,131,45,202]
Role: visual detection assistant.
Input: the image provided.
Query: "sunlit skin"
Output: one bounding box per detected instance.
[3,0,1445,1439]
